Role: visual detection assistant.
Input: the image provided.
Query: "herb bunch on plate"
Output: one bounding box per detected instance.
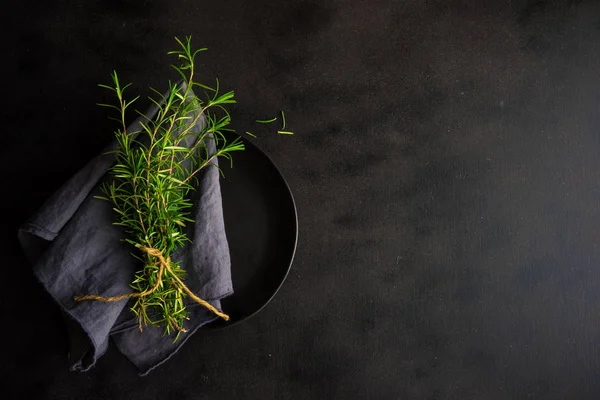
[75,37,244,341]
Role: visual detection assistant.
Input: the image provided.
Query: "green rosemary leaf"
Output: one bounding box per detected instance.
[163,146,189,151]
[98,84,116,91]
[280,110,287,129]
[255,117,277,124]
[97,103,121,111]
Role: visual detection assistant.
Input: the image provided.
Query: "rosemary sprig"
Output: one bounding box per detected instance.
[82,36,245,341]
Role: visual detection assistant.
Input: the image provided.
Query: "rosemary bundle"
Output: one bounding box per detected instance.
[75,37,244,340]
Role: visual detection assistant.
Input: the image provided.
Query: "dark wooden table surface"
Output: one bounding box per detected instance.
[3,0,600,399]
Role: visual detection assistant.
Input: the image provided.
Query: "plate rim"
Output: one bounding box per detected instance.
[205,133,299,329]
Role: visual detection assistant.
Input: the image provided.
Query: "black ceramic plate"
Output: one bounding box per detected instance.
[202,132,298,329]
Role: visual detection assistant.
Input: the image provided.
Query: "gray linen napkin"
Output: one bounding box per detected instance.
[17,94,233,375]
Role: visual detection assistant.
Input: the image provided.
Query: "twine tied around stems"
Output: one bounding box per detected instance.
[74,246,230,326]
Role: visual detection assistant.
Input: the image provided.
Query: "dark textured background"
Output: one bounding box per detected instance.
[3,0,600,398]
